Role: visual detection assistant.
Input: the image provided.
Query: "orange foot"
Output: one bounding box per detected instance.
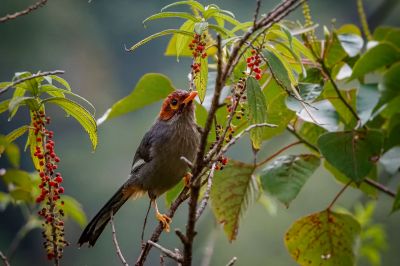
[183,172,192,187]
[156,211,171,232]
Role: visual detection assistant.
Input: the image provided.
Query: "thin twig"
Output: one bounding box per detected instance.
[253,0,262,27]
[226,257,237,266]
[180,156,194,169]
[175,229,189,245]
[141,200,152,245]
[365,178,396,198]
[0,251,10,266]
[0,0,48,23]
[148,241,183,263]
[328,181,352,210]
[255,141,302,168]
[110,213,129,266]
[196,163,216,220]
[0,70,65,95]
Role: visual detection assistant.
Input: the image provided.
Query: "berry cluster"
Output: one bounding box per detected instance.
[246,49,263,80]
[227,78,247,120]
[189,33,207,74]
[32,110,67,261]
[215,155,228,171]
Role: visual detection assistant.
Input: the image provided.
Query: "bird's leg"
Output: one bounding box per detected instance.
[153,199,171,232]
[183,172,192,187]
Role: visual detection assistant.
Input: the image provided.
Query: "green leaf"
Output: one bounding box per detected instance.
[262,79,295,140]
[297,100,339,132]
[260,154,320,207]
[263,48,294,92]
[5,143,20,168]
[97,73,175,124]
[351,43,400,79]
[286,83,323,112]
[5,125,29,143]
[60,195,87,227]
[246,77,267,150]
[285,210,361,266]
[8,87,26,120]
[337,34,364,57]
[2,169,33,191]
[392,187,400,213]
[212,13,241,26]
[357,84,380,126]
[165,180,184,208]
[161,1,205,13]
[42,97,98,150]
[27,111,43,170]
[128,29,194,52]
[208,24,233,37]
[10,188,33,203]
[325,33,347,67]
[9,96,38,115]
[211,160,256,241]
[324,161,377,197]
[0,191,11,211]
[176,20,196,59]
[298,122,327,148]
[194,57,208,102]
[49,75,72,91]
[143,12,198,25]
[373,26,400,48]
[0,99,10,114]
[378,62,400,107]
[318,130,383,183]
[194,21,208,35]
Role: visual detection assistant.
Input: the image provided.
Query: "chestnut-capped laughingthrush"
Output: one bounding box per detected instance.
[78,90,200,246]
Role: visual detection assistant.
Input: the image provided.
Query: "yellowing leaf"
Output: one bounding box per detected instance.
[285,210,361,266]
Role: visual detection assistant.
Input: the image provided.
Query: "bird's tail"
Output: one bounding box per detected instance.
[78,184,144,247]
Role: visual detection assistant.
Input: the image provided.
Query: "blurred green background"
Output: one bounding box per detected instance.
[1,0,399,265]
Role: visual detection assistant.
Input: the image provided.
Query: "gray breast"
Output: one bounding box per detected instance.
[141,112,200,197]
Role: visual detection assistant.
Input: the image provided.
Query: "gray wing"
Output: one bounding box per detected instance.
[131,130,153,174]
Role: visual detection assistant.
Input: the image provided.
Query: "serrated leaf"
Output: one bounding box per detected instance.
[194,57,208,102]
[211,160,256,241]
[49,75,71,91]
[143,12,198,25]
[260,154,320,206]
[97,73,175,124]
[165,180,184,208]
[42,97,98,150]
[5,143,20,168]
[285,210,361,266]
[318,130,383,183]
[351,43,400,79]
[60,195,87,227]
[5,125,29,143]
[176,20,195,59]
[246,77,267,150]
[161,1,205,13]
[128,29,194,52]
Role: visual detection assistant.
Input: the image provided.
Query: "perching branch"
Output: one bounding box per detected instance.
[196,163,216,220]
[110,213,129,266]
[0,70,65,95]
[0,0,48,24]
[147,241,183,263]
[0,250,10,266]
[136,2,304,265]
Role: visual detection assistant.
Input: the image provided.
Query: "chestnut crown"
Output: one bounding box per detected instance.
[159,90,198,121]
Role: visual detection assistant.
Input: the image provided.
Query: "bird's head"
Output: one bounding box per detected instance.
[159,90,198,121]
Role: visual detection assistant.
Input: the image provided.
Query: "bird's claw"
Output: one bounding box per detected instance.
[156,212,171,232]
[183,173,192,187]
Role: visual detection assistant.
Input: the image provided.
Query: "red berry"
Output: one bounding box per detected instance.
[55,157,60,162]
[39,171,45,177]
[58,187,64,194]
[246,57,252,63]
[55,176,63,183]
[255,74,262,80]
[36,137,42,142]
[251,49,256,54]
[49,181,56,187]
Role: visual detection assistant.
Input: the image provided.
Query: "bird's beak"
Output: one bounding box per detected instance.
[182,91,198,104]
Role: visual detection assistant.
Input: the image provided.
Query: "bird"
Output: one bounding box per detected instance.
[78,90,200,247]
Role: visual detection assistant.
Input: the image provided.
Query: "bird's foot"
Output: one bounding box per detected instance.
[183,172,192,187]
[156,211,171,232]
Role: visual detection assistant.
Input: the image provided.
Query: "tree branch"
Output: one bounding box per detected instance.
[196,163,216,220]
[0,0,48,24]
[147,241,183,263]
[255,141,301,168]
[110,213,129,266]
[226,257,237,266]
[0,251,10,266]
[365,178,396,198]
[0,70,65,95]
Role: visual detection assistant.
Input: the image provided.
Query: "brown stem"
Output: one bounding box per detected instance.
[327,181,352,210]
[0,70,65,95]
[0,251,10,266]
[147,241,183,263]
[365,178,396,198]
[256,141,302,168]
[0,0,48,24]
[110,213,129,266]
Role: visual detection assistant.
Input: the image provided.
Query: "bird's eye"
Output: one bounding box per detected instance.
[170,99,179,110]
